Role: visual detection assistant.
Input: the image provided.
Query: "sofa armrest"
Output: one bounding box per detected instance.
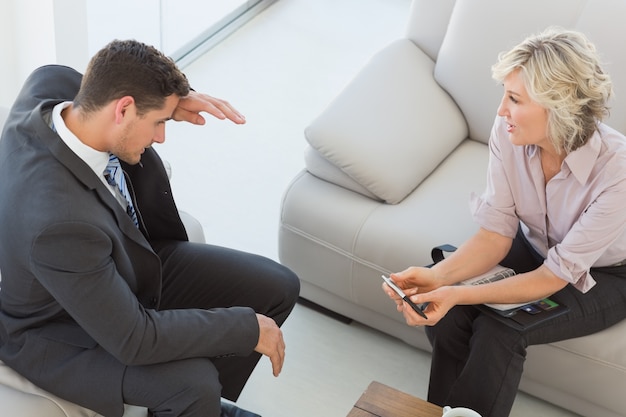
[305,38,467,204]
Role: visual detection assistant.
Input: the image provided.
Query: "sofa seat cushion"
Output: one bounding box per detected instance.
[280,139,488,311]
[305,38,467,204]
[522,319,626,417]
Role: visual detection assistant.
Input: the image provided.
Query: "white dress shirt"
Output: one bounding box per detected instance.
[51,101,125,207]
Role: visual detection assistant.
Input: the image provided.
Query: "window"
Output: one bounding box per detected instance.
[85,0,275,68]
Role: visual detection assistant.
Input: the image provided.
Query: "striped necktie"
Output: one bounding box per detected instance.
[104,154,139,227]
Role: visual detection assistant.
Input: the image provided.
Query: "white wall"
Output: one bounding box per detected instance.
[0,0,57,108]
[0,0,251,108]
[53,0,89,73]
[85,1,160,58]
[0,0,16,108]
[0,0,94,108]
[0,0,160,109]
[0,0,161,107]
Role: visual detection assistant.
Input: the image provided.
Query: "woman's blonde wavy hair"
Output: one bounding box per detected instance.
[491,27,613,154]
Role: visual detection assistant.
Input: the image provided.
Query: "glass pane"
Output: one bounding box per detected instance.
[85,0,262,62]
[161,0,252,57]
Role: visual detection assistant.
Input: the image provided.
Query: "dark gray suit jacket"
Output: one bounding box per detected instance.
[0,65,258,416]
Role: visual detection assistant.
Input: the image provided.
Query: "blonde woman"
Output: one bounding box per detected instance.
[384,28,626,417]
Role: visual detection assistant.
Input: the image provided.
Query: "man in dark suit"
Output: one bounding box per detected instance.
[0,39,300,417]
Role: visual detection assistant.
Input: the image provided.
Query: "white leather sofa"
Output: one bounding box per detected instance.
[0,105,205,417]
[278,1,626,416]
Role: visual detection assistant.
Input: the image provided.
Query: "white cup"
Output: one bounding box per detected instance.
[441,405,482,417]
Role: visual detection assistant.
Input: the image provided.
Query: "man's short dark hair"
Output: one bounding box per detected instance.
[74,39,190,115]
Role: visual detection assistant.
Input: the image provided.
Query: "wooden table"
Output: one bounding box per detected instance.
[347,381,442,417]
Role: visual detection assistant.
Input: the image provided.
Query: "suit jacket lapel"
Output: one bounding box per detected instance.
[34,105,151,246]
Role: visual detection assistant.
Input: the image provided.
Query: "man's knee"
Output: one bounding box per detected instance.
[177,367,222,417]
[124,358,223,417]
[256,262,300,322]
[275,265,300,306]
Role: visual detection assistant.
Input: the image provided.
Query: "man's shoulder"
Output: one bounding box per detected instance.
[28,65,82,84]
[12,65,82,115]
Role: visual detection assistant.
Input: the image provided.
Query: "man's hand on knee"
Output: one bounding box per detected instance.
[254,314,285,377]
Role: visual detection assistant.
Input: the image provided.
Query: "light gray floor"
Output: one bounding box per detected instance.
[157,1,580,416]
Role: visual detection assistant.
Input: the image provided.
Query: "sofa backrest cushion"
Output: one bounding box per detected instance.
[404,0,456,62]
[305,39,467,205]
[433,0,626,143]
[574,0,626,135]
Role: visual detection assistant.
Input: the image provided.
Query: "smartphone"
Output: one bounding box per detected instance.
[381,275,427,319]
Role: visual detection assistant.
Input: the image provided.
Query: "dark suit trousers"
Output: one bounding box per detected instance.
[121,240,300,417]
[425,230,626,417]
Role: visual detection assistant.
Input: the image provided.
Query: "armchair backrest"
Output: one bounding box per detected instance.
[407,0,626,143]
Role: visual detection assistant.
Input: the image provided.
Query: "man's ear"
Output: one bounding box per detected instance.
[114,96,135,124]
